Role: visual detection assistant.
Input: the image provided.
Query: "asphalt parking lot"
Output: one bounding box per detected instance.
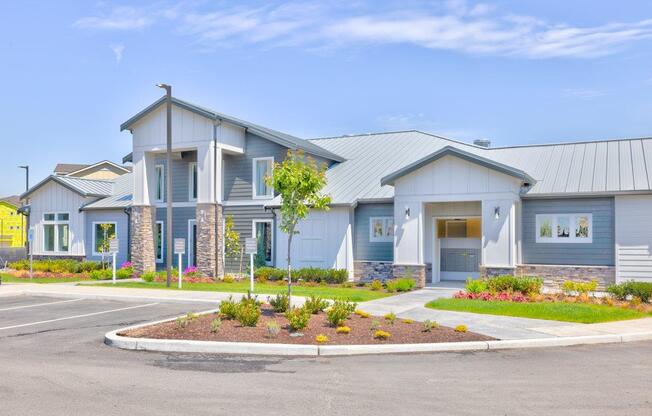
[1,294,651,415]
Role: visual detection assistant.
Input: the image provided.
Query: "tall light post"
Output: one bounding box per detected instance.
[18,165,29,248]
[157,83,173,288]
[18,165,29,191]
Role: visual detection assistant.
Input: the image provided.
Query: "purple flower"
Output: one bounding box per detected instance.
[120,261,133,269]
[184,266,198,274]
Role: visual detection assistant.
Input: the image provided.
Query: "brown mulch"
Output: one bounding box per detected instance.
[121,305,494,345]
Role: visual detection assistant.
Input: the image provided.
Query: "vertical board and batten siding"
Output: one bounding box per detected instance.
[84,210,129,265]
[154,152,197,203]
[28,181,88,257]
[156,207,196,268]
[223,205,274,272]
[131,105,214,150]
[353,203,393,261]
[615,195,652,282]
[521,198,615,266]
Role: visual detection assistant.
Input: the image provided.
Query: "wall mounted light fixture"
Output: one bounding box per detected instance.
[494,206,501,220]
[405,206,411,220]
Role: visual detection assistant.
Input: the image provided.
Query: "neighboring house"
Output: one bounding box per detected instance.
[119,96,652,288]
[0,195,25,248]
[20,164,132,266]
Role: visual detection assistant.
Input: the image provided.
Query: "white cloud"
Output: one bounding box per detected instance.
[75,2,652,59]
[562,88,606,99]
[109,43,125,63]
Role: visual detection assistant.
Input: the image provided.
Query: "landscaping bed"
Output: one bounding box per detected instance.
[121,298,492,345]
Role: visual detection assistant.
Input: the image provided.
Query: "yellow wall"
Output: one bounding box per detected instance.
[0,202,25,247]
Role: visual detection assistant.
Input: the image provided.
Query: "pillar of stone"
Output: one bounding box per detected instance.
[196,203,224,278]
[130,205,156,276]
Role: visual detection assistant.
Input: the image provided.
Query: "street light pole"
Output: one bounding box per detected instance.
[18,165,29,251]
[157,83,173,288]
[18,165,29,191]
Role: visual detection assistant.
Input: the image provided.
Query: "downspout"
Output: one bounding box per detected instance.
[124,207,132,261]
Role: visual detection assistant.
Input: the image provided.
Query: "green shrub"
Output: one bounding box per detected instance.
[385,280,398,293]
[370,320,381,331]
[326,300,356,327]
[116,268,133,279]
[253,266,348,284]
[210,317,222,333]
[608,281,652,303]
[285,307,311,331]
[78,261,102,273]
[240,293,262,308]
[465,278,488,294]
[268,293,290,313]
[176,316,189,328]
[235,303,261,327]
[304,295,329,314]
[370,279,383,291]
[89,269,112,280]
[423,320,438,332]
[266,321,281,338]
[562,280,598,295]
[384,312,396,325]
[395,278,416,292]
[8,259,29,270]
[255,267,286,281]
[9,259,102,274]
[141,271,156,282]
[219,296,239,320]
[487,275,542,295]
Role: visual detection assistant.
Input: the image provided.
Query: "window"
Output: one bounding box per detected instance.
[252,157,273,199]
[369,216,394,243]
[43,212,69,253]
[155,165,164,202]
[92,222,117,256]
[155,221,164,263]
[253,220,273,264]
[189,162,198,201]
[437,218,481,238]
[536,214,592,243]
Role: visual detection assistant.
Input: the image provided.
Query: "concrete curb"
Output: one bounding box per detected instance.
[104,311,652,356]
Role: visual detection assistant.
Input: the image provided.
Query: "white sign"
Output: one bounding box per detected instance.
[174,238,186,255]
[109,238,119,253]
[245,238,257,255]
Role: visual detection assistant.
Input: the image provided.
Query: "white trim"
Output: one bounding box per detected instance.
[188,162,197,202]
[222,200,268,207]
[154,164,164,202]
[154,202,197,208]
[535,213,593,244]
[432,215,483,283]
[42,211,70,254]
[91,221,118,256]
[65,160,130,177]
[252,219,274,265]
[369,216,394,243]
[252,156,274,200]
[155,220,164,263]
[188,219,196,269]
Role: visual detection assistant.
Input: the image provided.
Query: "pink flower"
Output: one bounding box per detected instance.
[120,261,133,269]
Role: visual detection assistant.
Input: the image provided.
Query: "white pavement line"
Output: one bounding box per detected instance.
[0,298,83,312]
[0,302,159,331]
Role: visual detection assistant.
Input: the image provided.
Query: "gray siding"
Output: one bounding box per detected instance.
[223,132,333,201]
[156,207,196,269]
[522,198,615,266]
[223,205,274,272]
[354,203,393,262]
[155,151,197,203]
[84,210,129,266]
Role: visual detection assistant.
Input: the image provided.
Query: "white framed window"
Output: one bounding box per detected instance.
[536,213,593,243]
[252,219,273,265]
[155,221,164,263]
[155,165,164,202]
[369,216,394,243]
[43,212,69,253]
[252,157,273,199]
[92,222,117,256]
[188,162,198,201]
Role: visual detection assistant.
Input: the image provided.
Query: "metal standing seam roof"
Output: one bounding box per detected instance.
[120,96,346,163]
[309,131,652,205]
[21,175,115,200]
[80,173,133,210]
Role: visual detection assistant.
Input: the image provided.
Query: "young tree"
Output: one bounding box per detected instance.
[266,149,331,307]
[223,215,241,275]
[98,223,115,269]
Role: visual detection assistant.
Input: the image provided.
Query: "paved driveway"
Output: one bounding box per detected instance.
[1,294,651,415]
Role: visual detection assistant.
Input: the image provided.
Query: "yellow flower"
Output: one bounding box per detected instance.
[315,334,329,343]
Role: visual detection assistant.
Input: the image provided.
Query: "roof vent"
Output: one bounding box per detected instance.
[473,139,491,148]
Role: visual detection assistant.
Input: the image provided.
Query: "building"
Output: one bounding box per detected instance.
[0,196,25,248]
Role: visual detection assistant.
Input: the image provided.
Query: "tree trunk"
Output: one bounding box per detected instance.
[239,244,244,276]
[287,230,294,309]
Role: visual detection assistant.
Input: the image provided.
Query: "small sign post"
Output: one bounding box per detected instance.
[174,238,185,289]
[245,238,257,293]
[28,227,34,281]
[109,238,119,284]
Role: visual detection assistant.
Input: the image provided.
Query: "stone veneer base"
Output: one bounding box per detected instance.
[195,203,224,278]
[130,205,156,276]
[515,264,616,291]
[353,261,426,288]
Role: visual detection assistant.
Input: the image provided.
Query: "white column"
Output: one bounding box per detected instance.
[196,143,215,204]
[394,199,423,265]
[133,150,157,205]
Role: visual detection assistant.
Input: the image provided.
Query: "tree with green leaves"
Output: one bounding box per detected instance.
[223,215,241,274]
[266,149,331,307]
[98,223,115,269]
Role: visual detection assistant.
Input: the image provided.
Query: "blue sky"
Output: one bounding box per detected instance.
[2,0,652,196]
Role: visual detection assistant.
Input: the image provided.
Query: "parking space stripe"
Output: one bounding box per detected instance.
[0,302,159,331]
[0,298,84,312]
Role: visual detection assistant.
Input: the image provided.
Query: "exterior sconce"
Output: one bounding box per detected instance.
[405,206,410,220]
[494,206,500,220]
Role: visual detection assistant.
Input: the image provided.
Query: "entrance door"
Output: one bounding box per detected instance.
[188,219,197,268]
[436,217,481,281]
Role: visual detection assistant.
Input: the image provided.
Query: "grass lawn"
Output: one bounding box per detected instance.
[90,280,393,302]
[0,273,87,284]
[426,298,652,323]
